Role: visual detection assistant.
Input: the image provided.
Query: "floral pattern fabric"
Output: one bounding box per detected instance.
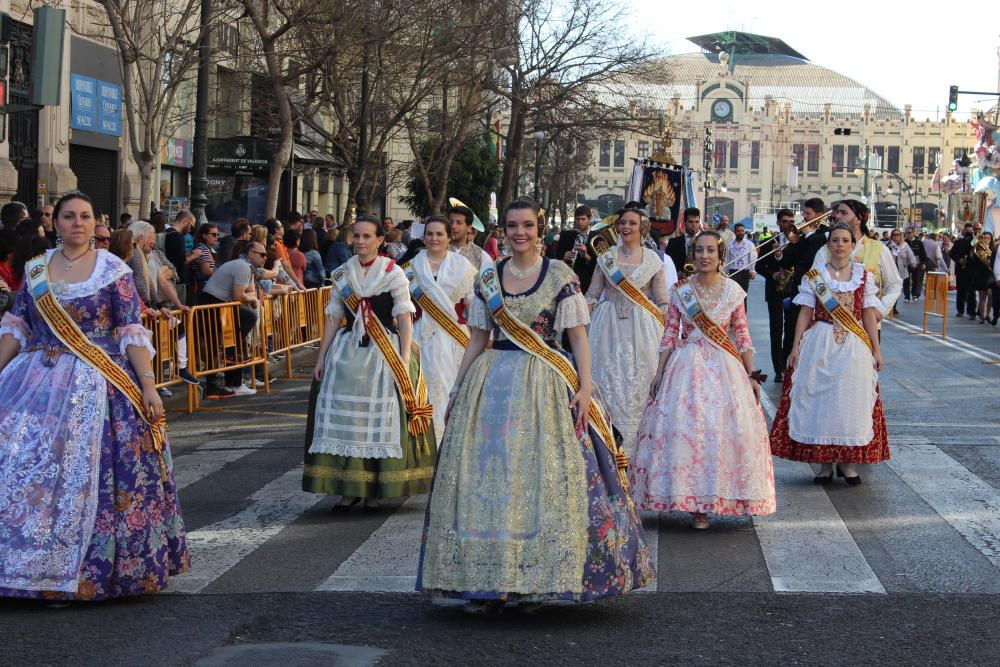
[418,259,654,601]
[0,250,188,600]
[631,278,775,516]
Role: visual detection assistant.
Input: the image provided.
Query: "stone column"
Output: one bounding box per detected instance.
[37,2,77,203]
[0,0,19,201]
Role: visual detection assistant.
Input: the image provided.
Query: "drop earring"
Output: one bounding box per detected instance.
[56,235,64,250]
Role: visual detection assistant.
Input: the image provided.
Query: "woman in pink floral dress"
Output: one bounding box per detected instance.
[631,231,775,529]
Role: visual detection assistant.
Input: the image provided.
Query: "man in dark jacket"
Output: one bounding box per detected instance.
[904,228,928,300]
[163,210,196,305]
[665,207,702,278]
[757,209,795,381]
[950,223,977,317]
[779,198,827,365]
[555,205,597,293]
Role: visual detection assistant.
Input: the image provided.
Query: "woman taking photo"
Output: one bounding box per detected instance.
[632,231,775,530]
[419,199,653,611]
[303,215,435,511]
[969,231,995,323]
[403,215,476,444]
[770,222,888,484]
[0,192,188,601]
[585,206,669,458]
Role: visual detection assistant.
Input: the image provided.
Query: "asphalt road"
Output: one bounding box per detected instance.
[2,279,998,666]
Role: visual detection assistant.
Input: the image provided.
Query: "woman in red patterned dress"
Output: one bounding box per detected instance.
[770,223,888,485]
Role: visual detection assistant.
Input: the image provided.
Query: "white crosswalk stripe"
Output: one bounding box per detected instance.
[172,439,271,490]
[169,466,324,594]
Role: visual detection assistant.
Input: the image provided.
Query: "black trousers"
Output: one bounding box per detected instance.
[955,274,977,315]
[992,283,1000,321]
[910,267,925,298]
[782,302,799,366]
[766,298,785,376]
[197,292,259,387]
[731,269,752,311]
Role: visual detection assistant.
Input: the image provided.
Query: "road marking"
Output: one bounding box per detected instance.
[753,459,886,594]
[884,318,1000,363]
[316,496,427,592]
[887,422,1000,429]
[887,445,1000,569]
[168,466,324,594]
[759,390,777,420]
[173,439,271,490]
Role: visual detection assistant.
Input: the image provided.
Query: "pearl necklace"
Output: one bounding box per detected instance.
[507,257,541,280]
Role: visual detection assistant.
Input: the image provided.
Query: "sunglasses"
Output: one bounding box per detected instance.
[94,236,111,243]
[248,250,266,257]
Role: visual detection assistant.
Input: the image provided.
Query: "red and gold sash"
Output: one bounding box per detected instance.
[673,278,743,362]
[805,268,873,351]
[596,250,666,328]
[331,263,433,442]
[25,255,167,457]
[401,262,470,348]
[480,262,630,490]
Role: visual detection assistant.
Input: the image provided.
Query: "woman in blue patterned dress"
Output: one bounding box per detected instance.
[418,200,654,611]
[0,192,189,601]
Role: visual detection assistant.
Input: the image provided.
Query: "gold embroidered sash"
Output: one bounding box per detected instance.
[25,255,168,460]
[673,279,743,362]
[331,264,433,442]
[479,262,630,490]
[805,268,873,351]
[401,262,470,348]
[596,250,666,328]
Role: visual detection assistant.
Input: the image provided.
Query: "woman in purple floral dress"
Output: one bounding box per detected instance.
[0,192,189,601]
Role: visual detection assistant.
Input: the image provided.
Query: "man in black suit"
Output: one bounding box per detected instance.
[779,198,827,365]
[665,207,702,278]
[757,209,796,381]
[950,223,977,317]
[555,205,597,292]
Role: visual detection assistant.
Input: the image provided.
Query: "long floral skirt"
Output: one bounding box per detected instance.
[417,346,655,602]
[0,351,189,601]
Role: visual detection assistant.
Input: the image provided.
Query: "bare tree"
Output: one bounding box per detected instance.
[236,0,333,218]
[97,0,222,218]
[299,0,472,221]
[492,0,667,207]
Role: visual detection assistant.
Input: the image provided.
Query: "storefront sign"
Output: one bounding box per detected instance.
[208,137,274,173]
[97,81,122,136]
[70,74,122,136]
[70,74,97,131]
[162,137,193,168]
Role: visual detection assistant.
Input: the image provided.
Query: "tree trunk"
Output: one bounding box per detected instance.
[498,98,525,208]
[137,156,154,221]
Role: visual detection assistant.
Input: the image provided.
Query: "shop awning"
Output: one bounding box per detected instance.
[292,143,344,167]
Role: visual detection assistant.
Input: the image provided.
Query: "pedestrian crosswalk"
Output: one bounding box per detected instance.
[165,434,1000,597]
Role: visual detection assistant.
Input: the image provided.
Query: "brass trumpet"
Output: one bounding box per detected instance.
[720,210,833,277]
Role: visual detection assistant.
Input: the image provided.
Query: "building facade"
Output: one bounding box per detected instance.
[581,33,979,229]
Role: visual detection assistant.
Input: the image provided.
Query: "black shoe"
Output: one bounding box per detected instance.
[774,371,784,383]
[179,369,200,385]
[836,465,862,486]
[813,472,834,484]
[991,317,998,327]
[968,313,977,320]
[331,497,362,512]
[205,385,235,399]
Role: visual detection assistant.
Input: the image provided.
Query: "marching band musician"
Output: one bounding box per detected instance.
[757,209,796,382]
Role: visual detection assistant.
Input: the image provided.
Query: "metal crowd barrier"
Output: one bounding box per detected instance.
[140,287,331,414]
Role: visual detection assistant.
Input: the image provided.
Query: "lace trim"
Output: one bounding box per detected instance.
[46,250,132,301]
[0,312,29,347]
[116,325,155,358]
[554,291,590,332]
[307,440,404,460]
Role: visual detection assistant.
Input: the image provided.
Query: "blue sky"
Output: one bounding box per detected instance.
[627,1,999,122]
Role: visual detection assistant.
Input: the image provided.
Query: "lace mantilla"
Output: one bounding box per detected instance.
[46,250,132,301]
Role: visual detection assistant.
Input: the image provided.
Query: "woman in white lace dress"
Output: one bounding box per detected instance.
[585,207,669,458]
[407,215,476,444]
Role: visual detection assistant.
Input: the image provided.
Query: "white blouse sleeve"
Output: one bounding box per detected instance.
[324,288,345,321]
[792,275,816,308]
[863,271,881,310]
[467,292,491,332]
[388,267,416,317]
[554,291,591,332]
[0,312,29,348]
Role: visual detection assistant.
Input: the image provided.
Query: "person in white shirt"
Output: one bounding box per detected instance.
[727,223,757,309]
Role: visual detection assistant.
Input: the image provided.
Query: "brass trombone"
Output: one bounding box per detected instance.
[719,210,834,277]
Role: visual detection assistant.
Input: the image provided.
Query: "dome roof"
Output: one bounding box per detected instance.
[631,51,903,121]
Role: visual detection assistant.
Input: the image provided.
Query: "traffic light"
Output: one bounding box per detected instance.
[948,85,959,112]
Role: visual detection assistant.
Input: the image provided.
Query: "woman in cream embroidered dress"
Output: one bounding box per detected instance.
[0,192,188,601]
[409,216,476,444]
[632,231,775,530]
[585,207,668,459]
[770,223,888,484]
[418,200,654,610]
[303,216,436,511]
